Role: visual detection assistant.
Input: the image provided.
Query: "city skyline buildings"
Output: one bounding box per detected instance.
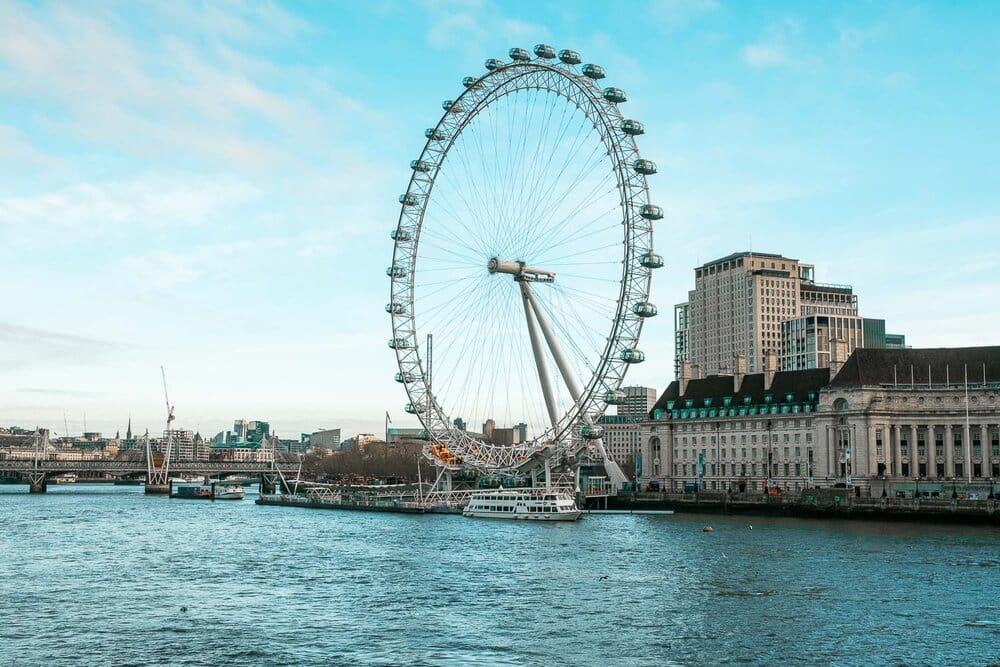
[1,2,998,438]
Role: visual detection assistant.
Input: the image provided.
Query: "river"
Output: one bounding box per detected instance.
[0,484,997,666]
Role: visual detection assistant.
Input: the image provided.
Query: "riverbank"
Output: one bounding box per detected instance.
[602,491,1000,526]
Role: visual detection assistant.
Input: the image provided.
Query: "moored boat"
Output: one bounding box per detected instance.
[463,489,582,521]
[170,479,244,500]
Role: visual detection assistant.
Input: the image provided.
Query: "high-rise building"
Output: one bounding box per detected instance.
[678,251,905,377]
[674,303,690,379]
[617,386,658,419]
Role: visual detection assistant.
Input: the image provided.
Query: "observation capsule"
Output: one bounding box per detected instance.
[404,402,425,415]
[640,204,663,220]
[390,228,412,242]
[603,389,626,405]
[399,193,419,206]
[619,348,646,364]
[485,58,504,71]
[582,64,605,80]
[386,264,407,278]
[394,371,414,384]
[462,76,480,88]
[603,87,626,103]
[633,301,658,318]
[410,159,431,172]
[580,423,604,440]
[385,302,406,315]
[640,252,664,269]
[558,49,581,65]
[633,159,657,175]
[388,338,410,350]
[534,44,556,59]
[442,99,462,113]
[425,128,449,141]
[509,47,531,62]
[621,119,644,136]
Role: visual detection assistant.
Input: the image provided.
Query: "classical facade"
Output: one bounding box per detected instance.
[817,347,1000,495]
[639,347,1000,497]
[641,358,830,492]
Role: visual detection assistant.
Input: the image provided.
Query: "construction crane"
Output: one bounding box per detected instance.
[160,365,175,480]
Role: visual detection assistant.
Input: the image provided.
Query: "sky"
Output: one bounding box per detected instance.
[1,0,998,440]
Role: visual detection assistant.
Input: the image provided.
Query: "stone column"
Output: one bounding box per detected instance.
[892,425,903,477]
[963,421,972,482]
[867,424,877,479]
[944,424,954,478]
[925,425,936,479]
[979,423,989,478]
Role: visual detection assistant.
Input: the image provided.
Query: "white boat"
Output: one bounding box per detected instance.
[463,489,582,521]
[171,479,244,500]
[213,484,244,500]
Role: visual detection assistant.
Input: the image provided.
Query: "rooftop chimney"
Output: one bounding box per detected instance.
[734,354,747,393]
[680,360,692,395]
[763,349,778,391]
[829,337,849,379]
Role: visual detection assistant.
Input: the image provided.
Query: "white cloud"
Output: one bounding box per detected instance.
[420,0,549,54]
[741,18,802,69]
[0,176,258,232]
[741,43,788,68]
[650,0,720,29]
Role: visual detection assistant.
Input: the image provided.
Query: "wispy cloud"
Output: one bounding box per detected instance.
[650,0,720,30]
[741,19,802,69]
[0,322,132,373]
[419,0,550,54]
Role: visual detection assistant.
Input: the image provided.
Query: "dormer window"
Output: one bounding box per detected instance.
[785,393,794,403]
[703,398,712,407]
[764,394,773,403]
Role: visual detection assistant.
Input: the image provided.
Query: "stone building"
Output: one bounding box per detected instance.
[640,346,1000,497]
[817,346,1000,496]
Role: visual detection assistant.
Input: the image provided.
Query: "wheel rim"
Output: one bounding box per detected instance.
[389,54,657,472]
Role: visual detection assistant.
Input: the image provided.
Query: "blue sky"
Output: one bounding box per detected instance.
[1,0,998,440]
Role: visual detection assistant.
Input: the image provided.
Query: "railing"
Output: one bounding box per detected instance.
[0,460,298,474]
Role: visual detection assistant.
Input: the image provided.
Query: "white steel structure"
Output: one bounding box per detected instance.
[388,45,662,486]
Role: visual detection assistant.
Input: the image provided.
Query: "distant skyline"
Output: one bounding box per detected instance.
[1,1,998,439]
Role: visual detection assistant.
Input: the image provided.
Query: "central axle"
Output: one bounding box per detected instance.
[487,257,555,283]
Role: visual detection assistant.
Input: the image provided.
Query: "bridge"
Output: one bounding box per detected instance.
[0,431,300,494]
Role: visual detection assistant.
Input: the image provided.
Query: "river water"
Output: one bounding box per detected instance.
[1,484,997,666]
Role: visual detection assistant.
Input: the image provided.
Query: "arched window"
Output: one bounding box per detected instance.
[833,397,849,412]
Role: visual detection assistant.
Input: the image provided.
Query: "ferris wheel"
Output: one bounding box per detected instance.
[388,45,662,480]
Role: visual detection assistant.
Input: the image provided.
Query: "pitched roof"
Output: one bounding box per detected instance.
[648,368,830,418]
[831,346,1000,387]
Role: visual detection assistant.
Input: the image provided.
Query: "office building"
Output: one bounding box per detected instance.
[310,428,342,451]
[678,251,904,377]
[617,386,658,419]
[596,414,643,472]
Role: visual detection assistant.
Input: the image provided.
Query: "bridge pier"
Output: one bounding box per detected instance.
[145,483,171,495]
[260,473,276,495]
[27,474,47,494]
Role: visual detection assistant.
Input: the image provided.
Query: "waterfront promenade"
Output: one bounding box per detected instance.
[609,490,1000,525]
[1,483,996,666]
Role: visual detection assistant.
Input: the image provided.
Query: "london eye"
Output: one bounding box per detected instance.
[388,45,662,486]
